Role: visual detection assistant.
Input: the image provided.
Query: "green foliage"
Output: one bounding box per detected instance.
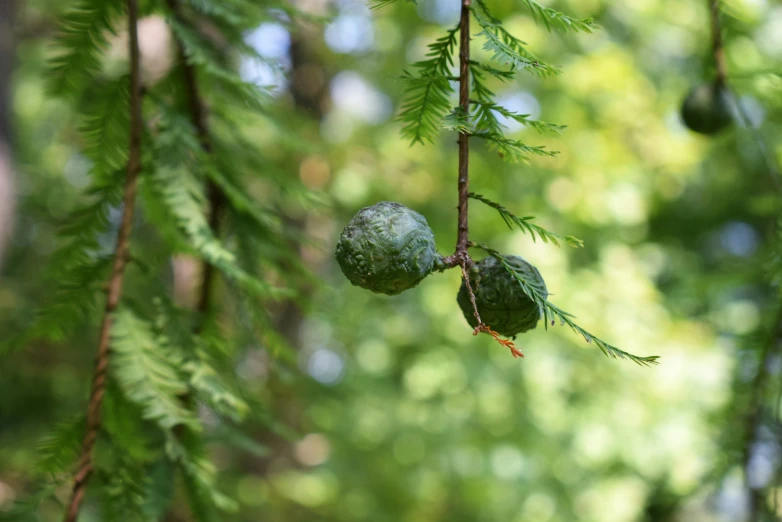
[47,0,123,97]
[2,175,122,352]
[93,419,169,522]
[207,424,270,457]
[7,0,782,519]
[394,0,574,158]
[80,77,131,182]
[466,61,565,161]
[471,243,659,366]
[473,133,558,162]
[101,383,157,463]
[149,107,289,300]
[186,356,249,421]
[166,433,239,520]
[204,165,277,233]
[111,307,199,431]
[469,193,583,247]
[36,417,85,476]
[0,488,57,522]
[105,296,252,518]
[469,60,515,82]
[139,460,177,520]
[384,0,651,367]
[442,106,474,134]
[444,103,566,138]
[153,299,250,422]
[397,25,459,144]
[472,2,557,78]
[168,20,272,112]
[98,458,151,522]
[471,100,566,135]
[50,178,124,273]
[185,0,246,26]
[6,256,111,350]
[521,0,598,33]
[8,0,303,515]
[474,25,556,78]
[149,164,279,298]
[12,0,782,522]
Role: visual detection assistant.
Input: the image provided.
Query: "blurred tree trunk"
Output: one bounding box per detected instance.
[0,0,16,270]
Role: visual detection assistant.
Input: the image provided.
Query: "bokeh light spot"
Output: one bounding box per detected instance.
[308,348,345,385]
[295,433,332,467]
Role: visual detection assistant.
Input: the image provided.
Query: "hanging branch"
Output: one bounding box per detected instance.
[436,0,522,355]
[469,242,659,366]
[377,0,655,364]
[63,0,143,520]
[163,4,223,520]
[165,0,223,319]
[469,192,583,247]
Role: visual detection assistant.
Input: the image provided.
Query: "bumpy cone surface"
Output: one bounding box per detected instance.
[681,83,732,135]
[457,255,547,337]
[335,201,438,295]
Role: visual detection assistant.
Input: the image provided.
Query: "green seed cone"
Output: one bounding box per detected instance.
[335,202,438,295]
[457,255,547,337]
[681,83,732,135]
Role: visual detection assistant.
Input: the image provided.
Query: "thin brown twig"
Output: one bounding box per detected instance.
[455,0,471,256]
[62,0,143,520]
[441,0,472,270]
[441,0,479,312]
[460,263,481,325]
[462,264,524,357]
[708,0,727,87]
[439,0,521,358]
[481,327,525,358]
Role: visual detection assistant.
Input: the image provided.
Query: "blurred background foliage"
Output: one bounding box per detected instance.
[1,0,782,520]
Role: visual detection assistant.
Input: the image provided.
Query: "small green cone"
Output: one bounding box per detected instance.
[457,255,547,337]
[335,202,438,296]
